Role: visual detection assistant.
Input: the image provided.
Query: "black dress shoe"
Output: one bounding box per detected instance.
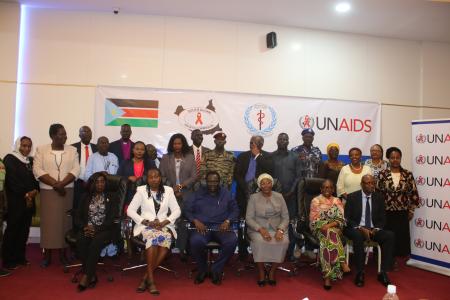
[257,280,266,287]
[211,272,222,285]
[377,271,391,287]
[323,284,332,290]
[354,272,365,287]
[88,276,98,288]
[77,284,88,292]
[267,279,277,286]
[194,272,207,284]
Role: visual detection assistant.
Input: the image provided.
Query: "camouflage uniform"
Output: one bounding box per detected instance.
[200,150,235,189]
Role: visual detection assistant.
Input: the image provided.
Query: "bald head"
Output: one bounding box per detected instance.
[361,174,375,195]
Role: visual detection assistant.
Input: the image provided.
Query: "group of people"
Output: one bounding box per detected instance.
[0,122,420,295]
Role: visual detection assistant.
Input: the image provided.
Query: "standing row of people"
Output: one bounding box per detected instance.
[0,122,419,294]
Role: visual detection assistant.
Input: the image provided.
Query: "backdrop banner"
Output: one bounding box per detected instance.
[95,86,381,155]
[408,119,450,276]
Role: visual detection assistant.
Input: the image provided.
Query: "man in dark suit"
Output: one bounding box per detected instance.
[344,174,394,287]
[109,124,134,165]
[71,126,97,212]
[189,129,210,177]
[233,135,274,258]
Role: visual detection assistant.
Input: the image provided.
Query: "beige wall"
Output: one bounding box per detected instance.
[1,6,450,170]
[0,3,20,156]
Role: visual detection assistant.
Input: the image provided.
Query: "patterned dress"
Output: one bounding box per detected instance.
[364,159,389,180]
[377,168,419,256]
[310,195,345,280]
[141,190,172,249]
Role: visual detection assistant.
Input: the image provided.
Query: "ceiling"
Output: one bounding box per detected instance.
[5,0,450,43]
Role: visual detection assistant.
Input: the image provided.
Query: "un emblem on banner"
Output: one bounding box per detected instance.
[415,218,425,228]
[244,104,277,136]
[416,155,426,165]
[416,176,425,186]
[418,197,425,207]
[414,238,424,248]
[416,134,426,143]
[299,115,315,129]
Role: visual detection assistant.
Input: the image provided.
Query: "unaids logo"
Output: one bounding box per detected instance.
[414,239,424,249]
[418,197,425,207]
[414,218,425,228]
[416,134,426,143]
[244,103,277,136]
[299,115,315,129]
[416,176,425,186]
[415,155,425,165]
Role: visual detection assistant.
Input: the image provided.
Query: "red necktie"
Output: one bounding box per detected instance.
[85,145,89,165]
[196,149,201,175]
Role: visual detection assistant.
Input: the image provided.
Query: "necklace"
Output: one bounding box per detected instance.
[350,163,362,171]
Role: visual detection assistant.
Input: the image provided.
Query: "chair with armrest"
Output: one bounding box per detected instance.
[63,174,127,283]
[121,176,179,277]
[293,177,325,266]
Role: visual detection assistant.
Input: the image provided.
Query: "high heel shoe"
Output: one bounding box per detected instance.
[136,278,149,293]
[323,278,332,290]
[148,281,160,295]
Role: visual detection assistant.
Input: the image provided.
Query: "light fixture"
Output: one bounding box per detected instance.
[335,2,351,13]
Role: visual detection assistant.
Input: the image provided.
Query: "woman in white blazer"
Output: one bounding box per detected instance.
[127,168,181,295]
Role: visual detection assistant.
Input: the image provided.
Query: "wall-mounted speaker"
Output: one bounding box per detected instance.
[266,32,277,49]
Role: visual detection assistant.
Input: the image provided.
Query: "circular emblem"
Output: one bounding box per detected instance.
[418,197,425,207]
[244,103,277,136]
[415,218,424,227]
[416,176,425,186]
[415,155,426,165]
[178,107,219,131]
[414,238,424,248]
[416,134,426,144]
[299,115,315,129]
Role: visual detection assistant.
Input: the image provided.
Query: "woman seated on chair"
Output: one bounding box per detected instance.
[75,172,119,292]
[245,173,289,287]
[127,168,181,295]
[310,179,350,290]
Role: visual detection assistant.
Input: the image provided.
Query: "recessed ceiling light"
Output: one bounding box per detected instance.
[335,2,351,13]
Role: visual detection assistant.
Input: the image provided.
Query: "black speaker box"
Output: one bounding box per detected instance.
[266,32,277,48]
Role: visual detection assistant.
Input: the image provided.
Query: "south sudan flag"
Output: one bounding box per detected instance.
[105,98,158,128]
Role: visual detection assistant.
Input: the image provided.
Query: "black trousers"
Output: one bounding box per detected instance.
[76,230,112,278]
[344,227,394,273]
[2,197,33,267]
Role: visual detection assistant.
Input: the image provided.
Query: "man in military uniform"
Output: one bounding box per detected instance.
[291,128,322,178]
[200,132,235,189]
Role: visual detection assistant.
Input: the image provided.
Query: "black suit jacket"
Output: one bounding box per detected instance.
[109,139,134,165]
[189,145,211,158]
[71,142,97,163]
[233,150,274,203]
[345,190,386,229]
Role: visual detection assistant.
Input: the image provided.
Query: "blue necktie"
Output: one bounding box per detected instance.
[245,156,257,182]
[365,195,371,228]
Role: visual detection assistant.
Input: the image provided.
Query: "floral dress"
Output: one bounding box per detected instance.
[141,190,172,249]
[310,195,345,280]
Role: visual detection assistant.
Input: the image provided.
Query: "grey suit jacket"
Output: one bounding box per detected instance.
[159,153,197,190]
[246,191,289,234]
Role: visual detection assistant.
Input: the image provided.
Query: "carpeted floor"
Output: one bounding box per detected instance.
[0,244,447,300]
